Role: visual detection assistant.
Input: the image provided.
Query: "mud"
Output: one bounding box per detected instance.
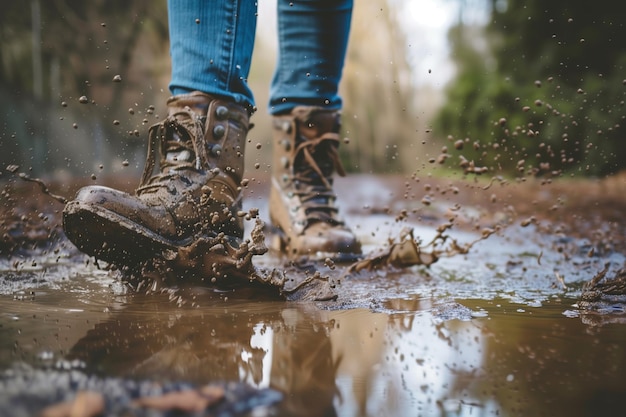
[1,172,626,416]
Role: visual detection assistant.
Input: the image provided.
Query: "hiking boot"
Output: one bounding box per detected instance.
[62,91,251,266]
[269,106,361,260]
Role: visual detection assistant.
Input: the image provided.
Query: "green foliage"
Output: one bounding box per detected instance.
[434,0,626,177]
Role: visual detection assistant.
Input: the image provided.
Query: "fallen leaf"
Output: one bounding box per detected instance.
[40,391,104,417]
[132,385,225,412]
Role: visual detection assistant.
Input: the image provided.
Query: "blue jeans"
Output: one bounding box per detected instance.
[168,0,353,115]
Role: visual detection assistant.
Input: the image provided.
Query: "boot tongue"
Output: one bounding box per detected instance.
[161,104,205,168]
[165,147,193,165]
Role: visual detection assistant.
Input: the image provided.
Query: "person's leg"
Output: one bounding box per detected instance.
[269,0,353,114]
[268,0,360,260]
[168,0,257,109]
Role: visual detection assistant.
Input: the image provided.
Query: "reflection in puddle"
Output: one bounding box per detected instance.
[3,283,626,416]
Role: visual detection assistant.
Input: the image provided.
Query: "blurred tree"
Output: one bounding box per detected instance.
[434,0,626,177]
[340,0,419,174]
[0,0,169,176]
[0,0,168,105]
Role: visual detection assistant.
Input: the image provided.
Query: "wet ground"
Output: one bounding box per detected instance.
[1,173,626,416]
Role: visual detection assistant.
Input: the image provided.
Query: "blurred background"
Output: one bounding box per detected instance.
[0,0,624,181]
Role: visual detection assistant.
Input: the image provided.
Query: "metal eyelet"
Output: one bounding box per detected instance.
[215,105,229,120]
[210,144,222,156]
[213,124,226,138]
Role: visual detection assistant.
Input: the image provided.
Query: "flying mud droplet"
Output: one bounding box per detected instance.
[61,101,67,107]
[122,160,129,167]
[534,100,543,107]
[128,108,135,115]
[91,174,97,181]
[79,96,89,104]
[72,123,78,129]
[113,75,122,82]
[248,207,259,219]
[324,258,336,270]
[195,18,200,24]
[113,120,120,125]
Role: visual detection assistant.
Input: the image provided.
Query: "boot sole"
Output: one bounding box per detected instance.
[63,200,188,266]
[269,226,362,264]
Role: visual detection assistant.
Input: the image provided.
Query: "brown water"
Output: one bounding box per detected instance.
[1,176,626,416]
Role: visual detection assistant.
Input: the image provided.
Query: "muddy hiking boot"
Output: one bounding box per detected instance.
[63,92,251,267]
[270,107,361,260]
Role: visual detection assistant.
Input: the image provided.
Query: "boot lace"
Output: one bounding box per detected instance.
[137,109,208,193]
[290,132,346,225]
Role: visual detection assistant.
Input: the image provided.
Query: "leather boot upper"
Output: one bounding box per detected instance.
[135,92,250,239]
[269,106,361,258]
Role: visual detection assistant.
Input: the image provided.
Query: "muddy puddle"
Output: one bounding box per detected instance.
[1,175,626,416]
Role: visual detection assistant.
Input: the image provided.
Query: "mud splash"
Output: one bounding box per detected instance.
[3,167,498,303]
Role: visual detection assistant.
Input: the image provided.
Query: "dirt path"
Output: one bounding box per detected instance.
[3,170,626,265]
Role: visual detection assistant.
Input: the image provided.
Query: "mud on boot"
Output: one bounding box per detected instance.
[269,106,361,261]
[63,92,251,267]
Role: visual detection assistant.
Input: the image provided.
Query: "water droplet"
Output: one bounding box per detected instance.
[78,96,88,104]
[113,74,122,82]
